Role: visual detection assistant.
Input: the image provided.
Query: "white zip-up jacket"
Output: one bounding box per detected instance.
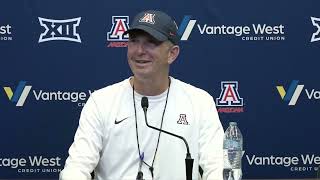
[60,77,224,180]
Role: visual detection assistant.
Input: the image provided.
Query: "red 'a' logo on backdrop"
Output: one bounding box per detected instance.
[216,81,244,113]
[107,16,129,47]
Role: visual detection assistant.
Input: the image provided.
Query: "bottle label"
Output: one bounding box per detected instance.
[224,139,242,150]
[223,149,243,169]
[223,150,232,168]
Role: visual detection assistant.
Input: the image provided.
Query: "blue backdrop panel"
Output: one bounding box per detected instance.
[1,0,320,179]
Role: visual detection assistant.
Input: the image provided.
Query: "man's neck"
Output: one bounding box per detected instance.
[131,76,170,96]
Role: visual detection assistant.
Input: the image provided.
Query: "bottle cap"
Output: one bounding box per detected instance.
[229,122,237,126]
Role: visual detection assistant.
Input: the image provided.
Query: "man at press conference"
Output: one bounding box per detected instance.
[59,10,224,180]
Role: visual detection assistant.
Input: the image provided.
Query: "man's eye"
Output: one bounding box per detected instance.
[148,39,161,46]
[129,38,137,43]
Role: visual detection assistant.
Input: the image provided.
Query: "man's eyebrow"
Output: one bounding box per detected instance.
[128,34,137,38]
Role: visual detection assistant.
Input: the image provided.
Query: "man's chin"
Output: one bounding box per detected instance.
[132,72,154,80]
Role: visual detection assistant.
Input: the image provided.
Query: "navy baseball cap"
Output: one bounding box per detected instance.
[124,10,180,45]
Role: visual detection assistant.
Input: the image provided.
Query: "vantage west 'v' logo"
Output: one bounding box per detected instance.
[276,80,304,106]
[3,81,32,106]
[3,81,94,107]
[178,15,197,41]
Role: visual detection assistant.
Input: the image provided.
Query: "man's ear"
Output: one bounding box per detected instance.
[168,45,180,64]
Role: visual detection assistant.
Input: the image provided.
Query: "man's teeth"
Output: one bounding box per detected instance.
[136,60,149,63]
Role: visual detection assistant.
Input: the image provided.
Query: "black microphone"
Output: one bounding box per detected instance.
[141,96,194,180]
[136,171,143,180]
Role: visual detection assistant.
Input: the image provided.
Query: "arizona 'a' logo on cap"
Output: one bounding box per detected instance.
[139,13,155,24]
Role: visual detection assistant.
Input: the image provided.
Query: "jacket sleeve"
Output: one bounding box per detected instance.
[59,94,105,180]
[198,95,224,180]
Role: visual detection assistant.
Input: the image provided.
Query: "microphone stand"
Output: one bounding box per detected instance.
[141,97,194,180]
[136,153,144,180]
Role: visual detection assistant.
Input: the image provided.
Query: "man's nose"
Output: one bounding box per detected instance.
[136,42,146,55]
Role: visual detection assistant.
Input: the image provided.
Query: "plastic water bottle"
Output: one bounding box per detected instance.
[223,122,243,180]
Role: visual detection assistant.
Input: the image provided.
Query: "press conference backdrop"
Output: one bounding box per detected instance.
[1,0,320,179]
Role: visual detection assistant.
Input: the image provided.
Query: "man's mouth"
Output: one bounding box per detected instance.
[135,60,151,64]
